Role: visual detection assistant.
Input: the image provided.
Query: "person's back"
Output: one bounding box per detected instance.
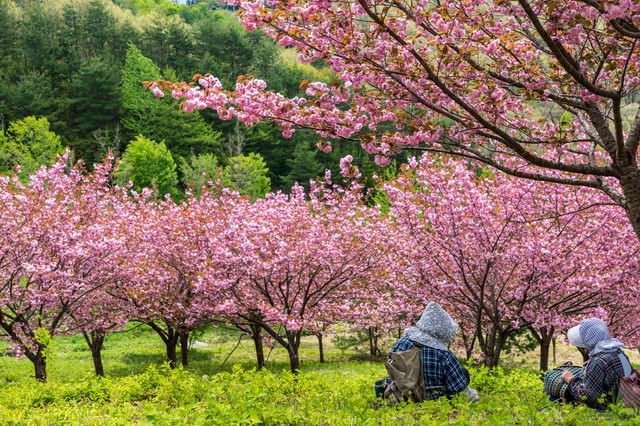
[388,301,476,401]
[564,318,632,409]
[390,336,469,399]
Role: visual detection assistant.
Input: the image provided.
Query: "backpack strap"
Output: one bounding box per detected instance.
[410,340,425,349]
[618,351,633,378]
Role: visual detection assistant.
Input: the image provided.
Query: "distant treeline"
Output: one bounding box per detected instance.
[0,0,386,193]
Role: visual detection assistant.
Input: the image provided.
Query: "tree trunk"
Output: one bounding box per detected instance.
[179,331,189,367]
[619,166,640,240]
[529,326,554,371]
[480,326,507,368]
[82,329,106,377]
[539,335,551,372]
[285,330,302,374]
[483,348,501,368]
[89,331,105,377]
[539,327,554,371]
[33,353,47,382]
[317,333,325,363]
[368,326,379,356]
[461,328,477,360]
[250,323,265,370]
[147,322,179,369]
[493,338,505,368]
[288,348,300,373]
[166,337,178,369]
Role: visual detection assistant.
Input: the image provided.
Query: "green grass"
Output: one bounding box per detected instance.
[0,326,638,425]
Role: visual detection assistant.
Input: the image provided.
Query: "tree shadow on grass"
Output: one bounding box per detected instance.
[107,348,269,377]
[106,352,167,377]
[347,353,386,362]
[106,344,382,379]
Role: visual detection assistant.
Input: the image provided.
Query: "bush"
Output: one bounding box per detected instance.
[0,364,638,425]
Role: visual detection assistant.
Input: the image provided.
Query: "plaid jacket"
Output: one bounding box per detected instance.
[569,350,628,409]
[390,336,469,399]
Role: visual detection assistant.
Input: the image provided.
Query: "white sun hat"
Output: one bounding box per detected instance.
[567,324,584,348]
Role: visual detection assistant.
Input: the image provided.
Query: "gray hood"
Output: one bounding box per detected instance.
[404,302,458,350]
[591,338,625,357]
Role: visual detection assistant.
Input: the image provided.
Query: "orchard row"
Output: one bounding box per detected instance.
[1,153,638,382]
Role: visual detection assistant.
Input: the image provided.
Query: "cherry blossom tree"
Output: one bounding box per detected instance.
[341,252,420,357]
[153,0,640,242]
[207,181,390,373]
[114,191,230,369]
[386,155,639,369]
[0,156,125,381]
[62,183,139,377]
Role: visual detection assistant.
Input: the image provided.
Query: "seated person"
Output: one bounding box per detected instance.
[562,318,633,410]
[390,301,478,401]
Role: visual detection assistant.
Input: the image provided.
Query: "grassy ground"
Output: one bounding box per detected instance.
[0,326,638,425]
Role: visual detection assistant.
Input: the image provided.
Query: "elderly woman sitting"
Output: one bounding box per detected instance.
[389,301,478,402]
[561,318,633,409]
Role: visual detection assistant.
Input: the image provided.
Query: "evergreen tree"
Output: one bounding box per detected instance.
[180,153,220,197]
[223,153,271,201]
[281,140,323,191]
[121,43,223,160]
[69,59,122,164]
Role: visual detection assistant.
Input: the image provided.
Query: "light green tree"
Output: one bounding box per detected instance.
[223,153,271,201]
[0,116,64,179]
[114,134,178,199]
[180,153,221,198]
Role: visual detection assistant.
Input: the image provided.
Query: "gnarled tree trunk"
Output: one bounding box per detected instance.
[619,167,640,240]
[477,321,511,368]
[26,350,47,382]
[285,329,302,373]
[530,326,554,371]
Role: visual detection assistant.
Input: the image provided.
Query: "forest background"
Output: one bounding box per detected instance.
[0,0,392,196]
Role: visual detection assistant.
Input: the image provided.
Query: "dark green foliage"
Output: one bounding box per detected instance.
[0,1,18,73]
[68,60,122,164]
[281,140,324,191]
[121,43,224,161]
[20,4,62,76]
[3,72,63,131]
[142,14,196,77]
[0,0,363,192]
